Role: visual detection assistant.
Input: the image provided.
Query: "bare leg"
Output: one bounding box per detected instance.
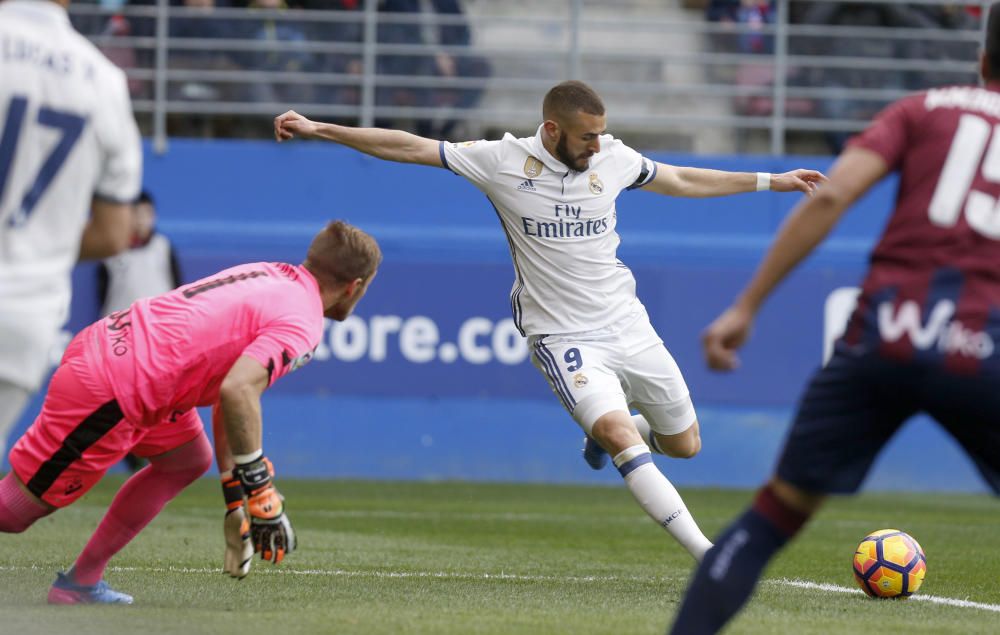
[591,411,713,560]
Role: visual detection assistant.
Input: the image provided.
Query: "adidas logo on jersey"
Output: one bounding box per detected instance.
[516,179,537,192]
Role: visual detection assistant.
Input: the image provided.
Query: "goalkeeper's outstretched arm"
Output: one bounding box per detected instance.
[273,110,443,168]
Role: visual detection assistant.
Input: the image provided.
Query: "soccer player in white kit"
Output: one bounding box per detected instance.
[273,81,824,561]
[0,0,141,463]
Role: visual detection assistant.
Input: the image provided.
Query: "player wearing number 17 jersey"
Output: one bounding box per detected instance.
[273,81,824,566]
[0,221,381,604]
[0,0,140,465]
[670,7,1000,633]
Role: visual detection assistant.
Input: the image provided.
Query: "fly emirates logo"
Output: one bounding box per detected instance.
[520,205,612,239]
[877,299,995,359]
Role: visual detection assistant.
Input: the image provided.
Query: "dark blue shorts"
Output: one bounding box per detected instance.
[775,346,1000,495]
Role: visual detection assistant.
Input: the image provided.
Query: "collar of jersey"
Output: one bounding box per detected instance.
[530,125,574,174]
[296,263,321,299]
[3,0,71,25]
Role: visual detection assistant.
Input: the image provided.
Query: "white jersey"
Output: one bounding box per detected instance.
[0,0,142,389]
[99,233,178,317]
[441,126,656,336]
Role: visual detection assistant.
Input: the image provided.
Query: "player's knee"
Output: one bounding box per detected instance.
[149,433,213,483]
[591,411,644,455]
[183,438,214,481]
[770,477,825,515]
[657,421,701,459]
[0,473,52,533]
[188,442,214,479]
[0,516,36,533]
[661,436,700,459]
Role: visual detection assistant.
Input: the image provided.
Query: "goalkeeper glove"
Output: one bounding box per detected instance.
[221,474,253,578]
[233,455,297,564]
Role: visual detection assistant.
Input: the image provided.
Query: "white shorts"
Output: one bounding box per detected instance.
[528,302,696,437]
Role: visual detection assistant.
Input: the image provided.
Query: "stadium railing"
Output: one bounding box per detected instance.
[69,0,987,155]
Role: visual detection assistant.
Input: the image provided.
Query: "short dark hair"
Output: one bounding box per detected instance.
[136,190,154,205]
[304,220,382,285]
[542,80,605,123]
[988,4,1000,81]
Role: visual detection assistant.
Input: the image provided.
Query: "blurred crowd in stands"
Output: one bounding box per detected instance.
[69,0,981,151]
[706,1,982,151]
[72,0,491,139]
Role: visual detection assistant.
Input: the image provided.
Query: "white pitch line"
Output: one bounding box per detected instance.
[773,578,1000,613]
[3,564,998,614]
[0,563,675,585]
[300,509,645,524]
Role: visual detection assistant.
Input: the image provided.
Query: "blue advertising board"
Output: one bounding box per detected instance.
[7,139,987,491]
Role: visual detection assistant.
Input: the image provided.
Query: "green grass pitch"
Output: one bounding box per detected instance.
[1,477,998,634]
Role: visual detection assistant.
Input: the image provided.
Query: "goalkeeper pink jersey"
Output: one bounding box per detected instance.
[86,262,324,426]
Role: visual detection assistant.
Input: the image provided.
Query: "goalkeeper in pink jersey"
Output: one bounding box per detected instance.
[0,220,381,605]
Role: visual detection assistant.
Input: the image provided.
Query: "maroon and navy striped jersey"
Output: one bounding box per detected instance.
[842,84,1000,374]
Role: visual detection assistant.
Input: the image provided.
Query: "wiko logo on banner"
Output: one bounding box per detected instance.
[877,299,995,359]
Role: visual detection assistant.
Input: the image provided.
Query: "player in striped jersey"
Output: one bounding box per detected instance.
[671,6,1000,633]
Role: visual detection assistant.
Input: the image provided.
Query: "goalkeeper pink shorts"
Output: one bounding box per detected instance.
[8,331,205,508]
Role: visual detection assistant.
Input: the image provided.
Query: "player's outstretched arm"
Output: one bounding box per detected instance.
[643,163,826,198]
[702,147,887,372]
[273,110,443,168]
[219,356,297,566]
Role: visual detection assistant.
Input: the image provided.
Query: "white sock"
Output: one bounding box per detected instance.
[631,414,664,454]
[613,444,713,561]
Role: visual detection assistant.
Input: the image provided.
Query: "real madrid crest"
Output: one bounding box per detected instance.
[589,173,604,195]
[573,373,589,388]
[524,156,544,178]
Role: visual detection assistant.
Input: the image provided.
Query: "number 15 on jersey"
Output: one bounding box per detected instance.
[930,113,1000,239]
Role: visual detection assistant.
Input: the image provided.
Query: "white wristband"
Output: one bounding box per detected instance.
[756,172,771,192]
[233,449,263,465]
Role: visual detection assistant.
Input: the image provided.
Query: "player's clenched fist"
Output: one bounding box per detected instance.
[233,456,297,565]
[274,110,317,142]
[702,305,754,372]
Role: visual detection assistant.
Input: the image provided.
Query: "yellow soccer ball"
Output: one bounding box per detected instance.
[853,529,927,598]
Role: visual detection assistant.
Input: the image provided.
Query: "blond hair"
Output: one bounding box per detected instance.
[304,220,381,284]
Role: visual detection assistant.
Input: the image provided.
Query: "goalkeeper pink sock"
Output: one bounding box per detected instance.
[0,472,51,533]
[71,433,212,585]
